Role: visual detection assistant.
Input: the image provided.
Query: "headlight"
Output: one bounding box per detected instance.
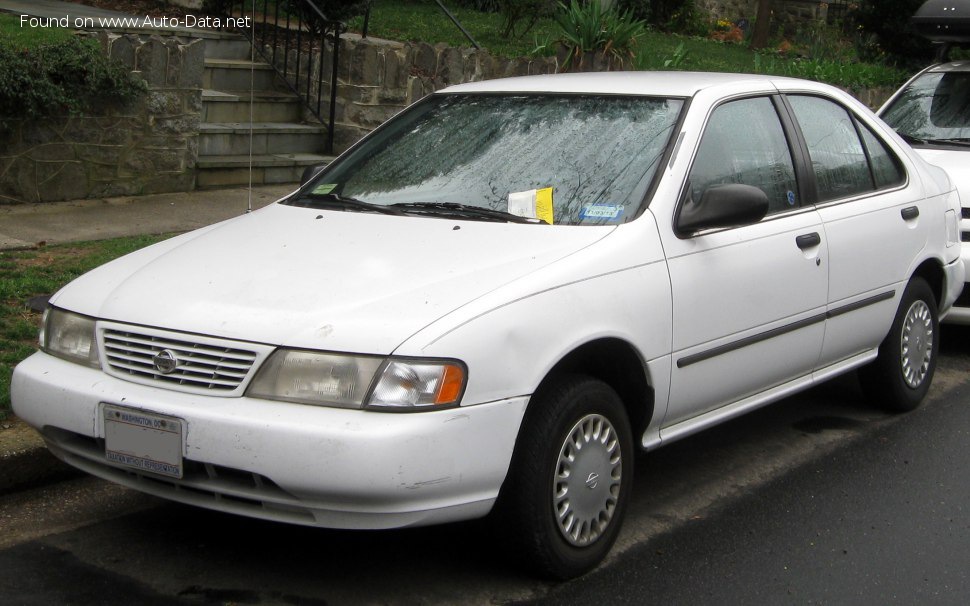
[42,307,101,368]
[247,350,383,408]
[247,350,466,411]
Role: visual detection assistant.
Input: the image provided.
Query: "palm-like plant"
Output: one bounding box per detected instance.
[556,0,648,71]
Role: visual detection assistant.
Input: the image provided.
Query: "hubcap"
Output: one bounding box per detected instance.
[553,414,622,547]
[900,299,933,389]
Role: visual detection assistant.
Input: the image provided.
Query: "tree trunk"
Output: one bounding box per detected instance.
[749,0,773,50]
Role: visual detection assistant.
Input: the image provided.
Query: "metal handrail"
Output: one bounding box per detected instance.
[221,0,343,154]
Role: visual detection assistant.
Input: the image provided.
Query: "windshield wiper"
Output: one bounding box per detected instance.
[390,202,543,224]
[925,137,970,147]
[299,192,406,216]
[896,132,927,145]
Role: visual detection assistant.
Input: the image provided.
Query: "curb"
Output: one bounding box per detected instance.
[0,442,82,495]
[0,418,82,495]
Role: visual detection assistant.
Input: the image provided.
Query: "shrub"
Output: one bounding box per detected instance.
[556,0,647,69]
[0,35,146,128]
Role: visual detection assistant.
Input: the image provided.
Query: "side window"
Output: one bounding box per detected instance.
[687,96,799,216]
[859,123,905,189]
[787,95,874,202]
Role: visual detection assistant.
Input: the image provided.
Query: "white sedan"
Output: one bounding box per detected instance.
[12,71,964,579]
[879,59,970,324]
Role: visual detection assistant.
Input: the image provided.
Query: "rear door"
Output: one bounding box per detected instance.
[784,94,925,367]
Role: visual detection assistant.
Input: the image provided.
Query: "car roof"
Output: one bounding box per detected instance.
[438,71,832,97]
[924,60,970,73]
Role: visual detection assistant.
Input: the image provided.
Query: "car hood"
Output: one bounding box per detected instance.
[53,204,613,354]
[913,148,970,205]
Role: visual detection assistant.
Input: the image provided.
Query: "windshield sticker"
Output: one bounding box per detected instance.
[509,187,555,224]
[580,204,624,221]
[312,183,338,195]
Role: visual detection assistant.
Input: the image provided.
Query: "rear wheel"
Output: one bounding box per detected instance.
[859,277,938,412]
[496,375,633,580]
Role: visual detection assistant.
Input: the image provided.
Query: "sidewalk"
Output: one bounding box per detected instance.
[0,183,297,493]
[0,184,294,250]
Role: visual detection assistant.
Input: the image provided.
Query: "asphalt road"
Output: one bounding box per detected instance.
[2,327,969,605]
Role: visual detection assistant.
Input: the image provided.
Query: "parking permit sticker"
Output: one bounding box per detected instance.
[509,187,555,224]
[787,190,796,206]
[313,183,338,195]
[580,204,624,221]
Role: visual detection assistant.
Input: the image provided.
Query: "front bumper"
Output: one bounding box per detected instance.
[11,352,528,529]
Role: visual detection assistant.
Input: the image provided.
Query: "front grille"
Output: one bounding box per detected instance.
[963,231,970,243]
[962,207,970,220]
[102,328,258,392]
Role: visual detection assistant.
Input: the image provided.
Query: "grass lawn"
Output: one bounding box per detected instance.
[0,12,76,47]
[0,235,171,418]
[345,0,562,58]
[345,0,908,90]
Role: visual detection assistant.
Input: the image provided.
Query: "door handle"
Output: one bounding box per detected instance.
[796,232,821,250]
[901,206,920,221]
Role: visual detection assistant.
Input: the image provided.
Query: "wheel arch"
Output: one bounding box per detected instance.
[911,258,945,310]
[529,337,654,441]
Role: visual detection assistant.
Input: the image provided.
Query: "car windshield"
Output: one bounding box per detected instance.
[289,93,684,225]
[881,71,970,143]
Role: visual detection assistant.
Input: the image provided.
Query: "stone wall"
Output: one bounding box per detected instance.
[773,0,829,27]
[697,0,831,24]
[0,33,203,204]
[270,34,560,153]
[696,0,758,22]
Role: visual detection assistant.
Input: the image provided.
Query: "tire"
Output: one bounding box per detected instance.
[494,375,634,580]
[859,277,939,412]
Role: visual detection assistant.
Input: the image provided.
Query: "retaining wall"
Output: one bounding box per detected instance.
[270,34,561,153]
[0,32,203,204]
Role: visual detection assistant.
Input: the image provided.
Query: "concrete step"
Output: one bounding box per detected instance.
[199,122,329,156]
[202,89,302,123]
[202,37,255,60]
[196,153,334,188]
[203,59,280,91]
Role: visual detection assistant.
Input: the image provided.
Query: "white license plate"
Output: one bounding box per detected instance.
[103,405,183,479]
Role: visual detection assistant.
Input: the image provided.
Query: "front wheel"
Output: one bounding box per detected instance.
[495,376,634,580]
[859,277,939,412]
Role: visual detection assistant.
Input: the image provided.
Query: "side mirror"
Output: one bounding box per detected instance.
[676,183,770,234]
[300,164,328,186]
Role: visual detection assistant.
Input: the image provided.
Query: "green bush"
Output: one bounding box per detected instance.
[0,35,146,128]
[618,0,702,34]
[556,0,647,69]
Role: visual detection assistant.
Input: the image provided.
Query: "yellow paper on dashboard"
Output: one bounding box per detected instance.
[535,187,554,225]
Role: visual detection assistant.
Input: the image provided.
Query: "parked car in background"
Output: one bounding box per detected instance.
[12,72,964,579]
[879,60,970,323]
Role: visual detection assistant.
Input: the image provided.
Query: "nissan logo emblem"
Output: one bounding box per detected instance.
[152,349,179,374]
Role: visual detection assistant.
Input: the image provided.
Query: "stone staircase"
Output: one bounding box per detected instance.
[197,34,335,188]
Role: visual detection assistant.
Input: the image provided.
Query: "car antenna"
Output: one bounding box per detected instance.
[246,1,256,214]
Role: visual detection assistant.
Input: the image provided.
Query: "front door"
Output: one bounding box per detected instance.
[660,95,829,428]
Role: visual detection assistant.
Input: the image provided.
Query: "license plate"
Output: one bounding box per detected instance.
[103,405,183,479]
